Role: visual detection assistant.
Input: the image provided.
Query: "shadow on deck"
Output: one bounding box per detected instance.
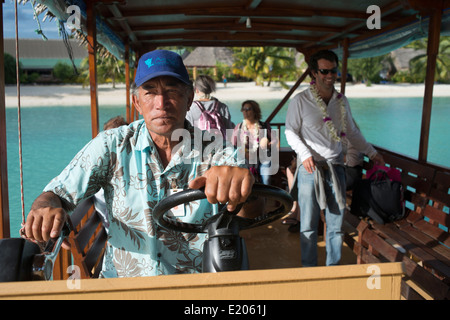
[241,210,357,270]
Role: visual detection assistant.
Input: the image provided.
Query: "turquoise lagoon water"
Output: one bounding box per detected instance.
[4,96,450,234]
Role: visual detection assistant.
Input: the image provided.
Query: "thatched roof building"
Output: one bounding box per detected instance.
[183,47,234,67]
[183,47,234,79]
[391,47,426,71]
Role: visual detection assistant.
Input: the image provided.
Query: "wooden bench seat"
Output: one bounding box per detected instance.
[68,197,107,279]
[343,147,450,300]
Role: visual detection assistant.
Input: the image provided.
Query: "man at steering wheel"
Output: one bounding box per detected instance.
[23,50,254,277]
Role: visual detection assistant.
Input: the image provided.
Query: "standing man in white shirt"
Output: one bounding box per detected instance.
[285,50,384,267]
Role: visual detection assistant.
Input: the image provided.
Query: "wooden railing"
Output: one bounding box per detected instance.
[1,263,403,300]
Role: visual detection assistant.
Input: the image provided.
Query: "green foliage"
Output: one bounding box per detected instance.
[405,36,450,83]
[23,72,40,83]
[347,54,388,84]
[348,36,450,84]
[53,61,78,83]
[97,54,125,88]
[391,70,415,83]
[4,53,19,84]
[231,47,299,86]
[4,53,42,84]
[78,53,126,87]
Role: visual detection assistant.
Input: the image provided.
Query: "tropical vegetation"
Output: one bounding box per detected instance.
[4,53,40,84]
[396,36,450,83]
[346,54,389,85]
[77,53,126,88]
[4,36,449,86]
[231,47,301,87]
[347,36,450,85]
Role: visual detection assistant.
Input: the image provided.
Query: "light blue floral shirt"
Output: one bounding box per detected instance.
[44,119,244,278]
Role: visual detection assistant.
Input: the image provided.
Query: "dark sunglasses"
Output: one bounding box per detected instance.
[241,107,252,112]
[318,68,338,75]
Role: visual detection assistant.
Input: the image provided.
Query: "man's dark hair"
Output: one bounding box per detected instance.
[103,116,128,131]
[309,50,339,71]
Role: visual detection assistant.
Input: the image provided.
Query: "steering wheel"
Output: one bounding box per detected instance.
[153,183,293,234]
[153,183,293,272]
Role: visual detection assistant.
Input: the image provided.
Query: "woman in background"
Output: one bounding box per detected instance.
[186,75,234,133]
[232,100,276,185]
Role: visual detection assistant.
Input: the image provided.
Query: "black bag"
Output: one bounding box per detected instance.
[351,170,405,224]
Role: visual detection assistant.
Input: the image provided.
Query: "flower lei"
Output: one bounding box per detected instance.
[310,80,347,142]
[242,120,260,153]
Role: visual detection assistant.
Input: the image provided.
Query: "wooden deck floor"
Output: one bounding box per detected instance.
[241,213,357,270]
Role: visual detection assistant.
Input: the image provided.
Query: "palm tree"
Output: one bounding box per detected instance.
[407,36,450,83]
[78,53,125,88]
[232,47,297,86]
[347,54,388,84]
[98,54,125,88]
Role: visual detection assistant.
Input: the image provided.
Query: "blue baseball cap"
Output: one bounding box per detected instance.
[134,50,191,87]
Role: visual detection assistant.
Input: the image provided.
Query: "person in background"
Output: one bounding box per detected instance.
[103,116,128,132]
[232,100,276,185]
[22,50,254,278]
[185,74,234,132]
[285,49,384,267]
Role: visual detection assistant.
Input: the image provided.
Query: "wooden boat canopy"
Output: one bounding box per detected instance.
[96,0,421,53]
[38,0,450,59]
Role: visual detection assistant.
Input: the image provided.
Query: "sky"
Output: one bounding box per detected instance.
[3,0,61,39]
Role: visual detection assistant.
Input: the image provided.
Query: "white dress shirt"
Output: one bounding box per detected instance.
[285,87,377,164]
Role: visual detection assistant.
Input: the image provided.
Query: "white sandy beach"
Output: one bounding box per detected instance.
[5,81,450,107]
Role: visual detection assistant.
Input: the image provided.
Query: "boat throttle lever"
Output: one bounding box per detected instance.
[31,222,72,280]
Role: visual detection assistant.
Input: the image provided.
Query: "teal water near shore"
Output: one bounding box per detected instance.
[4,96,450,234]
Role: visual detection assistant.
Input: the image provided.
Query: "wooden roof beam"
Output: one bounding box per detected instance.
[115,6,369,20]
[105,4,139,47]
[303,1,407,49]
[91,0,127,3]
[185,7,369,20]
[346,14,418,48]
[141,40,298,49]
[122,19,236,32]
[313,12,419,54]
[139,31,319,43]
[122,19,359,35]
[400,0,450,14]
[238,1,263,26]
[245,0,263,10]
